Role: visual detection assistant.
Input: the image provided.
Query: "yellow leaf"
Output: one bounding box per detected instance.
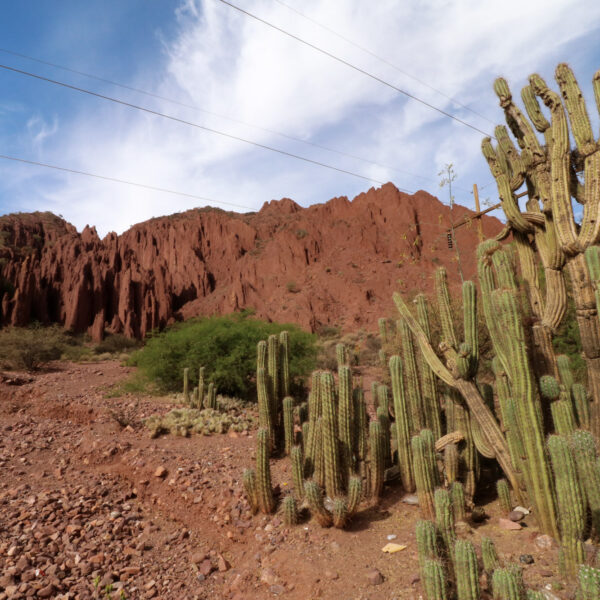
[382,543,407,554]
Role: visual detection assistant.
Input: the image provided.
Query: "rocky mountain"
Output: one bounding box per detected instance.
[0,183,503,340]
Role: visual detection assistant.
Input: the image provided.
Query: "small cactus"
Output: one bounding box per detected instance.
[332,497,349,529]
[281,494,299,526]
[256,428,275,514]
[481,536,500,573]
[539,375,560,400]
[243,468,258,514]
[492,566,525,600]
[304,480,332,527]
[416,519,438,580]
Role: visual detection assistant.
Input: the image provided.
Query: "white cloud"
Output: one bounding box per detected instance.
[3,0,600,234]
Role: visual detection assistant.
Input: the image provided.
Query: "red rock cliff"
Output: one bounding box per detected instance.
[0,183,503,340]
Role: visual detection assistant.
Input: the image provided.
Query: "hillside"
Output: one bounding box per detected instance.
[0,183,503,340]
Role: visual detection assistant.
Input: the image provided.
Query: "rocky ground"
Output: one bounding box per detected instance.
[0,361,579,599]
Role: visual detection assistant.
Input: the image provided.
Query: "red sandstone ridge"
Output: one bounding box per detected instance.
[0,183,503,340]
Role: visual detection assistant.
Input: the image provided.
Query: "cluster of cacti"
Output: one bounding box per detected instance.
[145,403,256,438]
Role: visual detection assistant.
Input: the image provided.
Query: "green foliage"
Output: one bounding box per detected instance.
[552,292,586,383]
[129,314,317,399]
[0,324,74,370]
[94,333,140,355]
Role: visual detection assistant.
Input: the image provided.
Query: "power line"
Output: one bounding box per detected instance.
[0,47,455,189]
[0,153,254,211]
[0,63,410,190]
[217,0,494,138]
[272,0,495,126]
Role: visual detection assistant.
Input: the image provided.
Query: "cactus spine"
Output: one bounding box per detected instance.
[256,428,275,514]
[547,434,586,578]
[454,540,481,600]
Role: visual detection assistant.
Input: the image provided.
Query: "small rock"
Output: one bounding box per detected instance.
[324,570,338,580]
[199,560,214,576]
[386,534,397,540]
[217,554,230,572]
[401,494,419,505]
[154,466,167,478]
[498,518,522,531]
[519,554,534,564]
[366,569,384,586]
[539,570,554,577]
[514,506,530,515]
[260,568,279,586]
[270,585,285,595]
[37,584,55,598]
[191,552,207,565]
[509,510,525,522]
[534,534,556,550]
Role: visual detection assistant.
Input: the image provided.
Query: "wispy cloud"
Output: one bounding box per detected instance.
[2,0,600,235]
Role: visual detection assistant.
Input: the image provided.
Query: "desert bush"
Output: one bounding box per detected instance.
[94,333,140,355]
[129,313,317,399]
[0,325,70,370]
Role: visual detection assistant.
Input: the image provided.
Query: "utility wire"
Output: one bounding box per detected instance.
[0,63,408,190]
[0,47,456,189]
[217,0,494,138]
[0,153,254,211]
[272,0,494,125]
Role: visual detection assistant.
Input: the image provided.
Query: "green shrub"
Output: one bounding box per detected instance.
[94,333,140,355]
[0,324,71,370]
[129,313,317,399]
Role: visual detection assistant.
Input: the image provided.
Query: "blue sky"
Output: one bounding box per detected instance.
[1,0,599,236]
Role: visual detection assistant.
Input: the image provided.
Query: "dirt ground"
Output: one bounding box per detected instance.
[0,361,579,599]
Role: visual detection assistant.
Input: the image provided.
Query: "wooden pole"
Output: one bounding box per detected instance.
[473,184,484,242]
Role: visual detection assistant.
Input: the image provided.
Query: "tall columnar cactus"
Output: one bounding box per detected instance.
[337,365,353,484]
[205,382,217,410]
[183,367,190,405]
[336,343,349,367]
[571,430,600,537]
[547,434,586,578]
[434,488,456,559]
[291,445,304,500]
[197,366,205,409]
[279,330,290,398]
[454,540,481,600]
[257,367,274,444]
[243,468,258,514]
[398,318,425,433]
[256,428,275,514]
[444,443,459,485]
[414,294,443,441]
[572,384,591,430]
[450,481,466,522]
[481,537,500,574]
[281,494,298,526]
[283,396,294,456]
[376,405,392,467]
[369,420,385,499]
[389,355,415,492]
[267,334,280,429]
[321,371,341,499]
[423,559,448,600]
[551,398,576,436]
[492,567,526,600]
[412,429,438,520]
[497,479,512,513]
[577,565,600,600]
[353,387,368,472]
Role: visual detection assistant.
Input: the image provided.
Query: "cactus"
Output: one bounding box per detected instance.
[243,468,258,514]
[423,559,448,600]
[304,480,332,527]
[183,367,190,404]
[481,536,500,574]
[313,417,325,488]
[378,317,388,344]
[281,494,298,526]
[337,365,353,484]
[291,445,304,500]
[577,565,600,600]
[547,434,586,578]
[412,430,438,520]
[256,428,275,514]
[492,567,526,600]
[434,488,456,558]
[332,498,349,529]
[205,382,217,410]
[353,387,368,470]
[369,420,385,499]
[571,430,600,537]
[267,334,280,432]
[376,405,392,467]
[572,384,591,429]
[198,366,205,409]
[347,474,362,515]
[551,399,576,436]
[336,343,349,367]
[444,443,459,485]
[192,386,199,407]
[416,520,439,579]
[525,592,545,600]
[257,339,267,370]
[389,355,415,492]
[497,479,512,513]
[283,396,294,455]
[279,330,290,398]
[451,481,466,522]
[321,372,341,499]
[454,540,480,600]
[257,367,274,445]
[398,319,425,433]
[540,375,561,400]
